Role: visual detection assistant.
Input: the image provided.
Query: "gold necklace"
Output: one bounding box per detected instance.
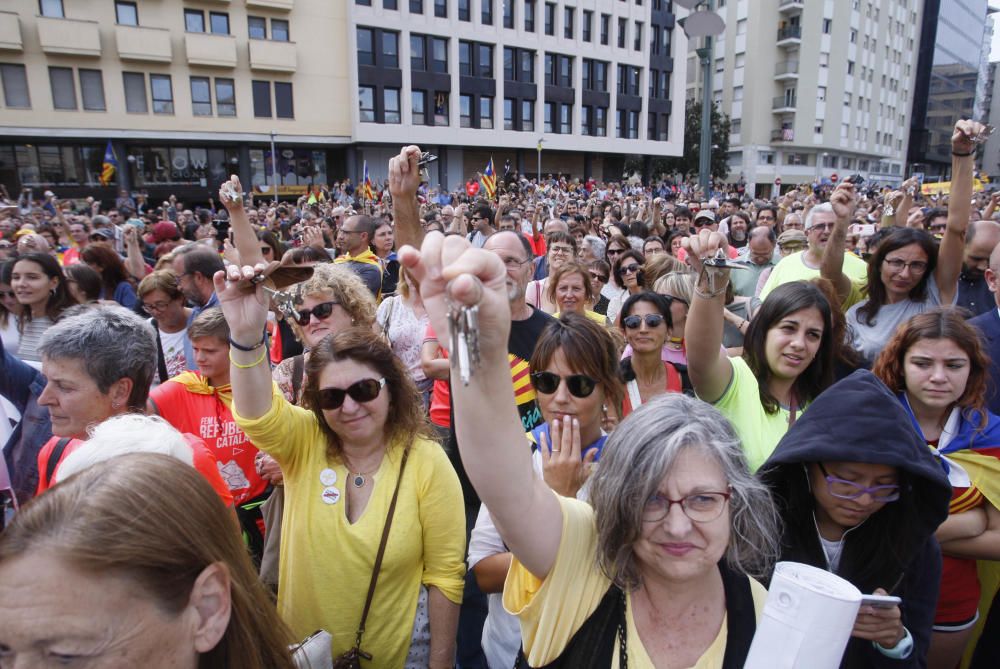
[343,453,384,488]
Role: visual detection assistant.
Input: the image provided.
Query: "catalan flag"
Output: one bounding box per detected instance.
[362,161,375,202]
[99,140,117,186]
[481,157,497,200]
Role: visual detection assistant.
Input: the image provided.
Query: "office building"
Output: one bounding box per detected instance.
[0,0,688,201]
[688,0,921,197]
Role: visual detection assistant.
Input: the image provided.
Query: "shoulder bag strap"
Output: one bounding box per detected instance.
[352,447,411,654]
[381,296,396,339]
[626,379,643,412]
[45,437,73,488]
[151,319,170,383]
[291,355,304,405]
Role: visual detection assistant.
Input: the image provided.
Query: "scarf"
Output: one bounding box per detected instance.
[334,248,381,269]
[171,371,233,410]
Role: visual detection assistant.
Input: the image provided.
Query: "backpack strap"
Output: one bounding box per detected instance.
[291,354,305,405]
[719,562,757,669]
[45,437,73,488]
[150,318,170,383]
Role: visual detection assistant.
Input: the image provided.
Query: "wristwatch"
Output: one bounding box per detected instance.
[874,626,913,660]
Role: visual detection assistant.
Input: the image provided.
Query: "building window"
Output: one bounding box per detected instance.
[381,31,399,68]
[384,88,400,123]
[357,28,374,65]
[847,60,854,75]
[115,1,138,26]
[617,18,626,48]
[544,2,554,35]
[544,54,554,86]
[122,72,146,113]
[520,50,534,82]
[522,99,534,131]
[272,19,289,41]
[600,13,610,45]
[524,0,535,32]
[431,37,448,73]
[191,76,212,115]
[215,78,236,116]
[384,0,397,8]
[210,12,230,35]
[1,65,29,108]
[459,0,470,21]
[274,82,293,118]
[410,0,423,13]
[822,18,832,33]
[459,42,472,76]
[545,101,554,133]
[560,103,571,133]
[412,90,425,124]
[481,95,493,129]
[634,22,643,50]
[558,55,572,87]
[411,35,427,71]
[504,97,514,130]
[503,0,513,28]
[39,0,63,18]
[184,9,205,33]
[434,91,449,125]
[479,44,493,77]
[460,94,472,127]
[581,105,591,135]
[252,80,272,117]
[564,7,574,39]
[435,0,447,17]
[150,74,173,114]
[482,0,493,24]
[595,106,606,136]
[79,69,105,111]
[49,67,76,110]
[359,86,375,122]
[357,0,372,5]
[582,10,592,41]
[248,16,267,39]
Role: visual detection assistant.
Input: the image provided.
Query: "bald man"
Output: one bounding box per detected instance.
[968,243,1000,414]
[957,220,1000,317]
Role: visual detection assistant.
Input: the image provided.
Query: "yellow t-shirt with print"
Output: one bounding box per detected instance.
[503,495,767,668]
[759,250,866,308]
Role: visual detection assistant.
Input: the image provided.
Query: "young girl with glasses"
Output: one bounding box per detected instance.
[873,309,1000,669]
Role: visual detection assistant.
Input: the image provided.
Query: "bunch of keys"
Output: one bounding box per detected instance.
[220,179,242,203]
[262,285,298,322]
[702,249,744,295]
[418,152,438,180]
[448,303,480,386]
[971,124,995,145]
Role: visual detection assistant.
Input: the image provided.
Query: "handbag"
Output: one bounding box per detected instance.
[332,447,411,668]
[291,630,333,669]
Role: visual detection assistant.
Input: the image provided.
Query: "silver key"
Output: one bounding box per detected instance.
[702,249,744,295]
[263,286,298,323]
[448,303,480,386]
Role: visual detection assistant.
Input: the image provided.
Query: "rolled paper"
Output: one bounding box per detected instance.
[744,562,862,669]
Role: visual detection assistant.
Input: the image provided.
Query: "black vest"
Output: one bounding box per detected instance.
[515,562,757,669]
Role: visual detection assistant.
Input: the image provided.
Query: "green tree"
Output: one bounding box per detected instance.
[659,99,731,182]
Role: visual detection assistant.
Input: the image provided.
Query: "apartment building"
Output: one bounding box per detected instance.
[0,0,688,201]
[688,0,921,197]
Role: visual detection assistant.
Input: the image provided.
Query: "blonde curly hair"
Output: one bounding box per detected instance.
[290,263,377,337]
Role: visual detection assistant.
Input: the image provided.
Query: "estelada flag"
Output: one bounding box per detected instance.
[362,161,375,201]
[100,140,117,186]
[481,157,497,199]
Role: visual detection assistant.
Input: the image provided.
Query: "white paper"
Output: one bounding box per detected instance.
[744,561,862,669]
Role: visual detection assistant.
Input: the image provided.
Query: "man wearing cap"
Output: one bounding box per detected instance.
[731,227,777,297]
[692,211,738,259]
[759,200,868,304]
[776,229,808,256]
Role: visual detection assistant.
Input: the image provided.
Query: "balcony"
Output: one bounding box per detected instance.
[778,0,805,12]
[772,95,797,112]
[249,39,297,72]
[115,25,171,63]
[771,128,795,142]
[36,15,101,57]
[774,60,799,80]
[0,12,22,51]
[184,32,237,68]
[246,0,294,9]
[776,25,802,46]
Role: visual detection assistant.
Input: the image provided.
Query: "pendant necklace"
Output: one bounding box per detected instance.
[343,452,383,488]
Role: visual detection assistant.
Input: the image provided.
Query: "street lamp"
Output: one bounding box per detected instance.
[537,138,544,184]
[679,2,726,197]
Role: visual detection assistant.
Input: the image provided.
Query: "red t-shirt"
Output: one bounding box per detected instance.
[424,324,451,428]
[935,483,985,624]
[150,380,267,506]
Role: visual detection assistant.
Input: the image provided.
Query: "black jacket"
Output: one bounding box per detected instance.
[759,370,952,669]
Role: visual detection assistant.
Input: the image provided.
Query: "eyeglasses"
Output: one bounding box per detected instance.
[883,258,928,275]
[607,248,624,256]
[623,314,665,329]
[810,222,835,232]
[620,264,641,275]
[817,463,900,502]
[294,301,339,325]
[662,294,690,308]
[549,245,575,255]
[642,488,732,523]
[529,371,598,398]
[589,271,609,283]
[317,377,386,410]
[142,300,172,312]
[499,255,532,270]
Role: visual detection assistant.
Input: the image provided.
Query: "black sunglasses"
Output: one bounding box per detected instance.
[530,371,597,398]
[294,301,339,325]
[623,314,665,329]
[620,264,641,275]
[317,378,386,410]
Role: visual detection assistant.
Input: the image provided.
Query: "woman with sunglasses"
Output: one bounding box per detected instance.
[217,192,466,669]
[606,249,646,326]
[683,230,836,472]
[759,370,952,668]
[872,309,1000,669]
[469,312,623,669]
[619,292,687,417]
[402,234,779,669]
[587,260,612,316]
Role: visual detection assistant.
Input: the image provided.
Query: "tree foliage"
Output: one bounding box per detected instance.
[622,99,731,183]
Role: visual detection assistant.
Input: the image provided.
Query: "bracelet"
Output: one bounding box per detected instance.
[693,284,728,300]
[229,348,268,369]
[229,335,266,351]
[739,320,749,330]
[952,150,975,157]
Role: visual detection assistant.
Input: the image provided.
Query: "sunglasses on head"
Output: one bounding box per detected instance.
[623,314,665,329]
[294,301,339,325]
[317,377,386,410]
[530,371,597,398]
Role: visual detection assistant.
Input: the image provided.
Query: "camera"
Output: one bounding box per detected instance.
[212,219,231,242]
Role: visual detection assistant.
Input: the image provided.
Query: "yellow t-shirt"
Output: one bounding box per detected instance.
[759,250,866,307]
[503,496,767,668]
[233,384,466,667]
[553,309,610,325]
[711,356,796,472]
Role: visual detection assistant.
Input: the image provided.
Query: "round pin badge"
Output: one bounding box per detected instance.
[321,486,341,505]
[319,468,338,486]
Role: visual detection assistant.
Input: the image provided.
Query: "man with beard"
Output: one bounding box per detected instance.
[727,210,750,250]
[957,220,1000,317]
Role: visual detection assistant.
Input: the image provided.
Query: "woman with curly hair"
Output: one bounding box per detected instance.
[873,308,1000,669]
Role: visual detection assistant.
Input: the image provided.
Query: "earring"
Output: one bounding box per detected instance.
[112,401,121,410]
[50,287,57,296]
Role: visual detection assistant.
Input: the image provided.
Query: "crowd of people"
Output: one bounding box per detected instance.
[2,119,1000,668]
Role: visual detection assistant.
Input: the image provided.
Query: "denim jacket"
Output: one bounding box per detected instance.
[0,334,51,504]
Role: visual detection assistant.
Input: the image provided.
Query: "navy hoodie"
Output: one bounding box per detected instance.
[759,370,952,669]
